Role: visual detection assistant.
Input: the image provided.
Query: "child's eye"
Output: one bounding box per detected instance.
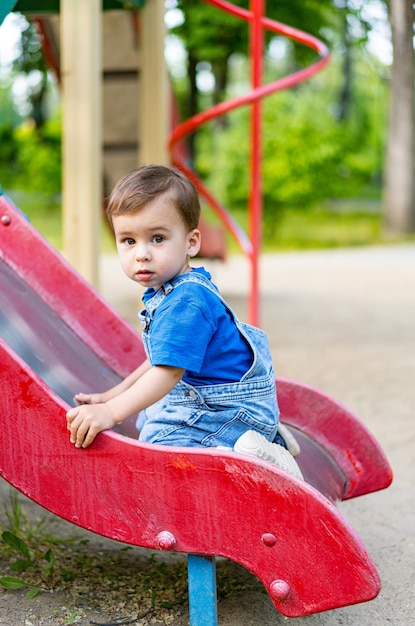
[124,237,135,246]
[152,235,164,244]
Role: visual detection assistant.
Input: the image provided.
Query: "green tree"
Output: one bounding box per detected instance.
[13,117,62,194]
[12,17,50,131]
[0,81,21,184]
[202,50,387,241]
[171,0,246,158]
[170,0,385,168]
[0,15,61,193]
[0,79,22,127]
[173,0,333,105]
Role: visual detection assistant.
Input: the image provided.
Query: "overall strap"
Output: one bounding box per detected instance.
[162,270,241,325]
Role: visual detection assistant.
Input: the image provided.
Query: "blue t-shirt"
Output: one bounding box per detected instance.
[142,268,253,386]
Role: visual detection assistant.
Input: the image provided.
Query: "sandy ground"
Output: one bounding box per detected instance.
[1,244,414,625]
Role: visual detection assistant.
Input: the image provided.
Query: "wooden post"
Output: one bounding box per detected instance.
[61,0,102,287]
[140,0,168,165]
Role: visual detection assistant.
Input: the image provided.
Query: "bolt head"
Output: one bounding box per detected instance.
[270,579,291,601]
[156,530,176,551]
[261,532,277,547]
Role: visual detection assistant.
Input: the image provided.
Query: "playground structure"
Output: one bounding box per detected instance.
[1,0,166,287]
[170,0,330,325]
[0,2,393,625]
[1,0,330,324]
[0,189,392,623]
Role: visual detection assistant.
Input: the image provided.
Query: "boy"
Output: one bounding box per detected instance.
[66,165,302,477]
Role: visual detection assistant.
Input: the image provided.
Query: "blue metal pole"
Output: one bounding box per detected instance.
[188,554,218,626]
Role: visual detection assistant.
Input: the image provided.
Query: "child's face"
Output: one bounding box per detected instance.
[112,195,200,290]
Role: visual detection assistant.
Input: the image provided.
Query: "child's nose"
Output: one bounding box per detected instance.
[135,243,150,261]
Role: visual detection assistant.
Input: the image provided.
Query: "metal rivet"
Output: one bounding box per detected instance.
[156,530,176,551]
[270,579,291,601]
[1,215,11,226]
[261,532,277,547]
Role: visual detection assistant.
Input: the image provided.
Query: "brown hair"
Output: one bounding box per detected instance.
[106,165,201,231]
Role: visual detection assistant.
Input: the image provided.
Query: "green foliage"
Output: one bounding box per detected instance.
[14,117,62,193]
[0,16,60,191]
[12,17,50,129]
[173,0,247,61]
[0,79,21,177]
[0,529,52,598]
[0,125,18,171]
[0,115,62,194]
[0,491,61,598]
[0,81,23,128]
[200,50,387,243]
[170,0,390,242]
[173,0,333,74]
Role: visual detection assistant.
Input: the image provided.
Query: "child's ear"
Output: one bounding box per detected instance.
[187,228,201,258]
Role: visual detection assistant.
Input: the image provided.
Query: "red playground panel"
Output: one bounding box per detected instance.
[0,192,392,620]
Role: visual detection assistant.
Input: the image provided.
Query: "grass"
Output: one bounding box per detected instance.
[265,206,383,251]
[3,189,414,255]
[202,199,414,254]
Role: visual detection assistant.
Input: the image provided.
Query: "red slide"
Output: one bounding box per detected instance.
[0,192,392,617]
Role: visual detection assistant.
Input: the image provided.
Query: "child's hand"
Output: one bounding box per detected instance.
[74,391,107,405]
[66,403,116,448]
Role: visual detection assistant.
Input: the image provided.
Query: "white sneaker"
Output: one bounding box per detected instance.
[277,422,301,457]
[234,430,304,480]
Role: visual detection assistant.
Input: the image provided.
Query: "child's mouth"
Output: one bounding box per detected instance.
[137,270,154,282]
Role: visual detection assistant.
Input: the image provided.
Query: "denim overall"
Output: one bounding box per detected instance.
[137,271,280,448]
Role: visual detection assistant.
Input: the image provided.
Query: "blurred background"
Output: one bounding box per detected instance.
[0,1,413,256]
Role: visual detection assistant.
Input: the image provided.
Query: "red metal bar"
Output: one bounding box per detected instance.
[169,1,331,324]
[249,0,264,325]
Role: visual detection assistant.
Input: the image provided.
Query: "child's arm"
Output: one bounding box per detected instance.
[73,359,152,405]
[66,364,184,449]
